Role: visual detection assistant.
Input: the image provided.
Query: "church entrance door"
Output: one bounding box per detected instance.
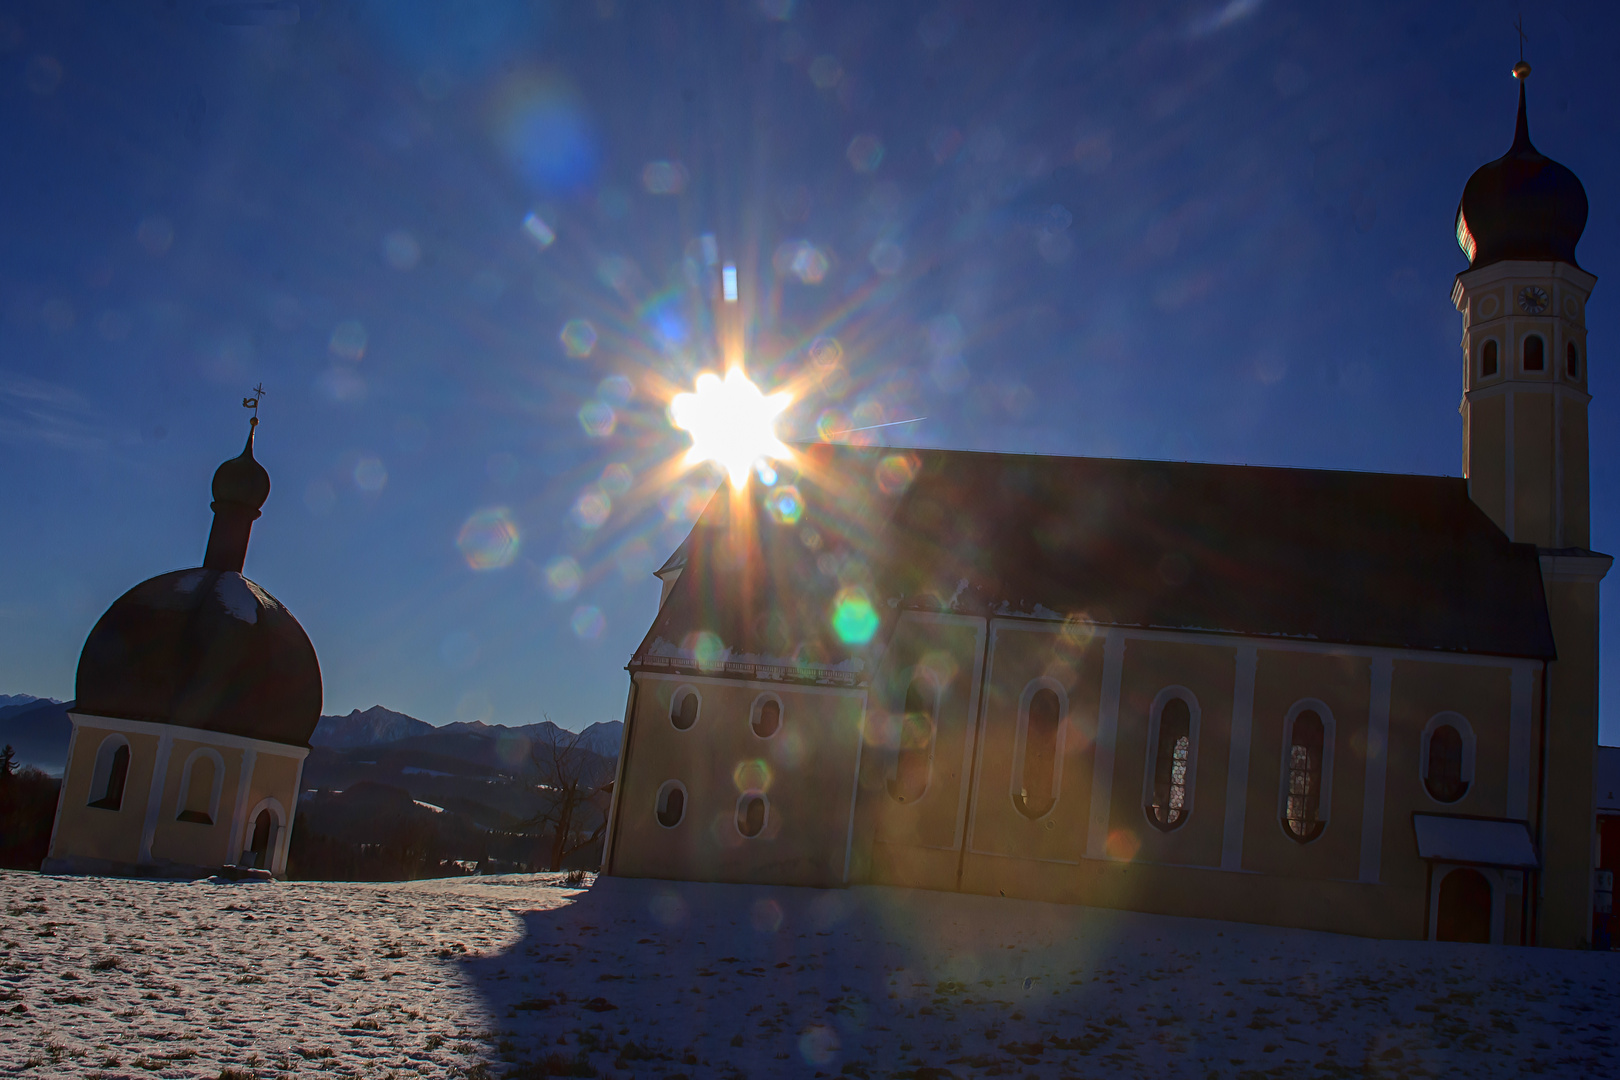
[1435,868,1492,943]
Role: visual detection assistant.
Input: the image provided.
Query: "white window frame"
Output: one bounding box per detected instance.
[174,747,226,824]
[1275,698,1336,843]
[240,796,289,874]
[88,734,131,809]
[1419,711,1477,805]
[668,684,701,731]
[1008,676,1069,821]
[654,779,688,829]
[749,692,784,740]
[1140,685,1202,832]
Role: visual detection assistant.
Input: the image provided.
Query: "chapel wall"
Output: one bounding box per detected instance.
[48,722,161,866]
[147,737,244,868]
[1106,637,1236,872]
[857,612,985,891]
[1467,394,1508,528]
[1238,650,1371,882]
[1513,391,1556,545]
[1540,576,1602,948]
[608,672,866,888]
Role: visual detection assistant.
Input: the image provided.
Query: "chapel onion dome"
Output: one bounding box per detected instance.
[1455,62,1588,269]
[74,426,323,748]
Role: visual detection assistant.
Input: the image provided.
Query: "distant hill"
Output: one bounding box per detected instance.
[0,699,74,775]
[0,694,54,711]
[312,706,434,748]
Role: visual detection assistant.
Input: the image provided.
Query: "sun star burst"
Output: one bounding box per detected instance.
[670,368,792,486]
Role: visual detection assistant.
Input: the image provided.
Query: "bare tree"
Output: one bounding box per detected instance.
[516,720,614,872]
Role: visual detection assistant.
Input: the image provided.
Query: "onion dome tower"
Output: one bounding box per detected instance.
[46,400,322,880]
[75,424,322,746]
[1453,55,1611,950]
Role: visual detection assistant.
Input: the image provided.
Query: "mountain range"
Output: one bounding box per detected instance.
[0,699,622,774]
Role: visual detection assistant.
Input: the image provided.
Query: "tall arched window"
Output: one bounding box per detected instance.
[1283,710,1326,842]
[1480,339,1498,377]
[248,809,277,869]
[887,675,936,804]
[1523,334,1545,371]
[670,687,699,731]
[1420,712,1475,805]
[1425,725,1466,802]
[1147,697,1192,831]
[736,793,768,838]
[655,780,686,828]
[177,751,218,824]
[1567,341,1580,378]
[1014,688,1061,820]
[88,737,130,811]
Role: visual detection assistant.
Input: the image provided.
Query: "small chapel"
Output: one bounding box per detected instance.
[43,417,321,880]
[601,63,1610,948]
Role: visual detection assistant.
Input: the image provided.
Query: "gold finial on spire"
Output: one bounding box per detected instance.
[1512,15,1531,79]
[242,383,267,430]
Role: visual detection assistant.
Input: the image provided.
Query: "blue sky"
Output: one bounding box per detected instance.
[2,0,1617,740]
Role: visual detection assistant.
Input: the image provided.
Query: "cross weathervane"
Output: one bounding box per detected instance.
[242,383,267,428]
[1514,15,1528,61]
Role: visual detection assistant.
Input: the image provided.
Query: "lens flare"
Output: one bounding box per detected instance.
[766,484,804,525]
[571,605,605,639]
[669,368,792,486]
[543,556,582,600]
[578,401,616,437]
[560,318,597,357]
[831,587,880,644]
[457,508,520,570]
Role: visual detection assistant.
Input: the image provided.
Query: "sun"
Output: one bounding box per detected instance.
[669,367,792,486]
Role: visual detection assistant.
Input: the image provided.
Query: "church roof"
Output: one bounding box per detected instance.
[631,447,1555,682]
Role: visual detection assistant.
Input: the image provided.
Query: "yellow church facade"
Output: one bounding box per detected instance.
[603,69,1608,948]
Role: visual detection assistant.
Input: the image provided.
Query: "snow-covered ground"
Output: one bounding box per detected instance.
[3,869,1616,1078]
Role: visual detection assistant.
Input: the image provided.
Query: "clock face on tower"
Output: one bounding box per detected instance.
[1518,286,1549,315]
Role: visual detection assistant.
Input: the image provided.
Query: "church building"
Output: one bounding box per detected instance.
[44,419,321,880]
[602,64,1609,948]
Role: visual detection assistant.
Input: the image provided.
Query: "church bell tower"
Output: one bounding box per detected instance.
[1454,59,1610,948]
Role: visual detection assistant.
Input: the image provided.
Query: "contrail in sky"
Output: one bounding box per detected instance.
[820,416,927,437]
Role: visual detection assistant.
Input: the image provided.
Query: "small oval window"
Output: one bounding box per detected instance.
[752,696,781,738]
[1481,339,1498,377]
[670,689,699,731]
[1523,334,1545,371]
[1567,341,1580,378]
[736,793,767,838]
[655,781,686,828]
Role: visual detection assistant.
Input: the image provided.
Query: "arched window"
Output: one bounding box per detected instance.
[1523,334,1544,371]
[1283,710,1326,842]
[88,737,130,811]
[655,780,686,828]
[887,675,937,804]
[1420,712,1475,805]
[1567,341,1580,378]
[248,809,277,869]
[1435,868,1492,943]
[736,793,768,838]
[751,695,781,738]
[176,751,220,824]
[669,687,699,731]
[1480,339,1498,377]
[1425,726,1466,802]
[1013,687,1062,819]
[1146,697,1193,831]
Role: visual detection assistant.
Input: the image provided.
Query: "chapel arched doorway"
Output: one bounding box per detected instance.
[1435,868,1492,943]
[248,809,277,870]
